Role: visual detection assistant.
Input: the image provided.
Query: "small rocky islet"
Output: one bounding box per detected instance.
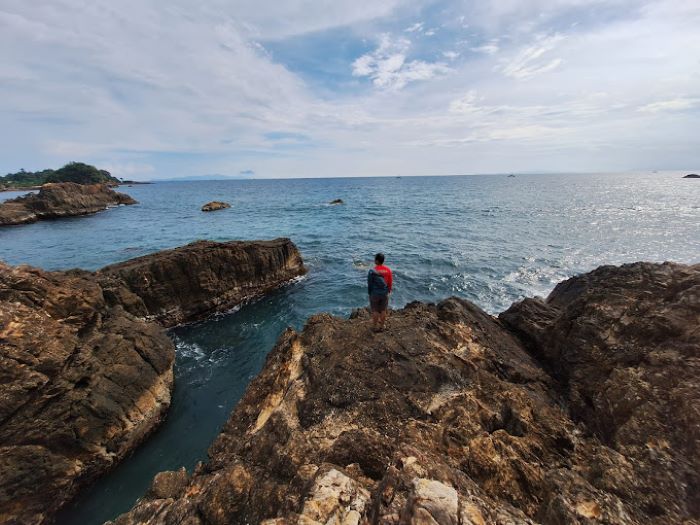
[201,201,231,212]
[1,244,698,524]
[0,182,136,226]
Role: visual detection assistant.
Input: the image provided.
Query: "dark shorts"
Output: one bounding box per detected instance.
[369,294,389,313]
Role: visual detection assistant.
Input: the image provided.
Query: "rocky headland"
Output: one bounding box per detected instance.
[0,183,136,226]
[201,201,231,212]
[110,261,699,525]
[99,239,306,327]
[0,239,306,525]
[683,173,699,179]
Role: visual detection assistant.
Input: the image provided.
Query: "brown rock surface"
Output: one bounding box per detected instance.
[0,238,306,524]
[201,201,231,212]
[110,262,699,525]
[0,182,136,226]
[0,262,174,525]
[99,238,306,327]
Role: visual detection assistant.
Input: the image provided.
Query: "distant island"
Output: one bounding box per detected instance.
[683,173,699,179]
[0,162,140,191]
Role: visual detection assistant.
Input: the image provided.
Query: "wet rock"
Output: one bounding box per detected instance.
[99,238,306,327]
[111,262,699,525]
[329,199,344,205]
[201,201,231,212]
[0,182,136,226]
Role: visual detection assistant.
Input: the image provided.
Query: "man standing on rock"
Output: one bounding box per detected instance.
[368,253,393,332]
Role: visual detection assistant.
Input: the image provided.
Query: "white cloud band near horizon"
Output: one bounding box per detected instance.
[0,0,699,179]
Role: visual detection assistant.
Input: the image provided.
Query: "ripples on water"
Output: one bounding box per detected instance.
[1,173,698,524]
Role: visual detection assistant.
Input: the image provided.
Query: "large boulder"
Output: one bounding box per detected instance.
[99,238,306,327]
[110,262,699,525]
[0,182,136,226]
[0,238,306,524]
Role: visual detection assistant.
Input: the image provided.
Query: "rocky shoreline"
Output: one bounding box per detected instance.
[0,183,136,226]
[108,261,699,525]
[0,239,306,525]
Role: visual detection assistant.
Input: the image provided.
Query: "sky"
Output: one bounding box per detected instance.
[1,0,699,180]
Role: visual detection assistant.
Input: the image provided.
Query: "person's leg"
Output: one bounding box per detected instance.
[371,311,380,329]
[379,296,388,329]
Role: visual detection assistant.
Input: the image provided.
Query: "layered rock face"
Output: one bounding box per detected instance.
[0,182,136,226]
[99,238,306,327]
[500,262,700,521]
[0,263,175,525]
[0,239,306,524]
[112,262,699,525]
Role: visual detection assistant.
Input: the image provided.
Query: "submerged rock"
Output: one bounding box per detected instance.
[0,238,306,524]
[99,238,306,327]
[0,182,137,226]
[683,173,699,178]
[201,201,231,212]
[111,262,699,525]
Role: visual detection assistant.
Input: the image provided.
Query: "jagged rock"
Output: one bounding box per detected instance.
[0,182,136,226]
[500,261,700,521]
[329,199,344,205]
[111,262,699,525]
[201,201,231,212]
[683,173,700,178]
[0,238,306,524]
[0,262,174,525]
[99,238,306,327]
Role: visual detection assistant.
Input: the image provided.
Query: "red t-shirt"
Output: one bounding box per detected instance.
[374,265,393,292]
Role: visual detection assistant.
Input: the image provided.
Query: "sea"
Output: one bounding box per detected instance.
[1,173,698,524]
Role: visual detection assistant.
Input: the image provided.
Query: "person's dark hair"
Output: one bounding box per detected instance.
[375,253,385,264]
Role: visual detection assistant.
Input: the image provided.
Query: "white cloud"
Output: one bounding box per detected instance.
[404,22,423,33]
[471,40,500,55]
[442,51,460,60]
[500,33,565,79]
[639,97,699,113]
[352,34,451,90]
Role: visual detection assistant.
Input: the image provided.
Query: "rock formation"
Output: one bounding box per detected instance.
[111,262,699,525]
[683,173,699,178]
[0,263,175,525]
[0,183,136,226]
[0,239,306,524]
[201,201,231,212]
[329,199,344,205]
[99,239,306,327]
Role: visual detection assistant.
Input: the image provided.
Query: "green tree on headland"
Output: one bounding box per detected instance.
[0,162,121,189]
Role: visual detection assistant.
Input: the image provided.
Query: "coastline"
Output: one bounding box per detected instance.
[0,181,153,193]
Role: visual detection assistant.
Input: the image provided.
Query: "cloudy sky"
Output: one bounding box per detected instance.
[1,0,699,179]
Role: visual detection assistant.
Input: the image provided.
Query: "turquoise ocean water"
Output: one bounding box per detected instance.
[1,173,698,524]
